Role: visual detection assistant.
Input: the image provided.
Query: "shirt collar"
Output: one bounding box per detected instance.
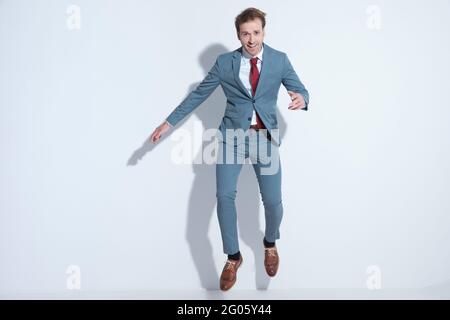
[242,43,264,61]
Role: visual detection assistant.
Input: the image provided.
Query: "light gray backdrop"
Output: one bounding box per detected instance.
[1,0,449,299]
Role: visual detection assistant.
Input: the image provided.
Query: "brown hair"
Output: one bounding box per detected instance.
[235,7,266,34]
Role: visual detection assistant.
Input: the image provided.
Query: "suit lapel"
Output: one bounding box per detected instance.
[254,43,270,99]
[232,43,271,100]
[232,48,252,99]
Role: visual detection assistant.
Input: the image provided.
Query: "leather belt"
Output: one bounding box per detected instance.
[249,124,262,130]
[249,125,272,141]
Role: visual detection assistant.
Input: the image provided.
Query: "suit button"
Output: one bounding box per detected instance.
[252,99,256,103]
[247,117,251,121]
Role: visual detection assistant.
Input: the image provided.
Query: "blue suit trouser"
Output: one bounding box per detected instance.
[216,129,283,255]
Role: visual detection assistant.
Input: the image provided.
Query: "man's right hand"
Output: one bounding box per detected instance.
[150,121,171,143]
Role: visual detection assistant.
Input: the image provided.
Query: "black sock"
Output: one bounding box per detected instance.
[263,237,275,248]
[228,251,241,261]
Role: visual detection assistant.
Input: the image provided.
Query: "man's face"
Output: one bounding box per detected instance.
[237,18,265,56]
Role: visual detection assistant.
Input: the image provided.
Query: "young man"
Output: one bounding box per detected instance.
[150,8,309,291]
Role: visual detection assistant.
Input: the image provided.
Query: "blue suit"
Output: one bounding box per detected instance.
[166,43,309,146]
[166,43,309,254]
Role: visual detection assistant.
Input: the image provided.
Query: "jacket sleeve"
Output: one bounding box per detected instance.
[281,53,310,110]
[166,58,221,127]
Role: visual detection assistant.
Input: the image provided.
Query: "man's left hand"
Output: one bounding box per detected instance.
[287,91,306,110]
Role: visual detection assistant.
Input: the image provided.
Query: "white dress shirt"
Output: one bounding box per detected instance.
[239,45,264,125]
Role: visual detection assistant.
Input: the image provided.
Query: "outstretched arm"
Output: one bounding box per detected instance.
[150,58,221,143]
[281,53,309,111]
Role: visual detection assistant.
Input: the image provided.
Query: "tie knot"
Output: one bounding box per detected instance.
[250,57,258,65]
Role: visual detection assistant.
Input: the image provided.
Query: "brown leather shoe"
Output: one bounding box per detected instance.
[220,256,243,291]
[264,246,279,277]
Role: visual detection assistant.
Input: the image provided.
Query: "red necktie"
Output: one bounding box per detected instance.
[250,57,265,129]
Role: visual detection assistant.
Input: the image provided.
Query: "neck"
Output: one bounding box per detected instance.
[243,45,262,58]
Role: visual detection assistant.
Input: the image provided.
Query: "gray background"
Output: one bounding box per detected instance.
[1,0,449,299]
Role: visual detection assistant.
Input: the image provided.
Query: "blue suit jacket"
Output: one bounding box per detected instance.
[166,43,309,146]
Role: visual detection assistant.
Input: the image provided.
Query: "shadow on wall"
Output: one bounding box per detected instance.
[128,43,287,294]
